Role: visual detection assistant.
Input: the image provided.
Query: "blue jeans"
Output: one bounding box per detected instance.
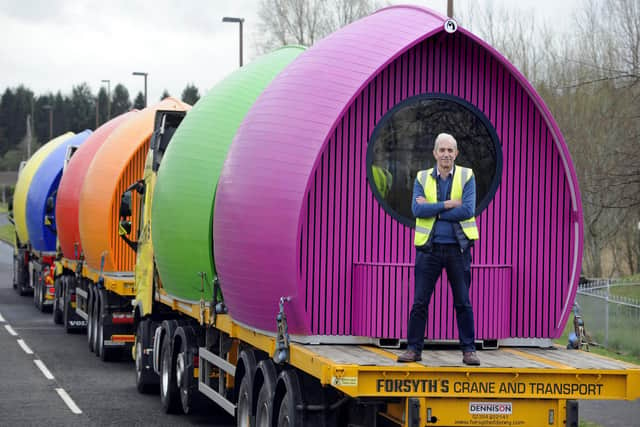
[407,243,476,352]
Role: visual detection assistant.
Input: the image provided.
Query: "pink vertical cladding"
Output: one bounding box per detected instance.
[214,6,583,342]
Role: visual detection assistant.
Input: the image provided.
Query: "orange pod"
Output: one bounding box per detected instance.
[79,98,191,273]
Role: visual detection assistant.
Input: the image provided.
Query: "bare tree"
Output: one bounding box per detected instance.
[458,0,640,276]
[254,0,384,53]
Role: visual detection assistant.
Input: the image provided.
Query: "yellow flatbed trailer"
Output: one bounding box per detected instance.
[153,289,640,426]
[58,258,136,354]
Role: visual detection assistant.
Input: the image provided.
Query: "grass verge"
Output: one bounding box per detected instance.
[0,223,14,246]
[554,317,640,365]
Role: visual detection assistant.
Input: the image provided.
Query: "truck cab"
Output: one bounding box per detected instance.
[118,110,186,319]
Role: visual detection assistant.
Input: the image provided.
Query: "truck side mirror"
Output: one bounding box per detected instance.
[120,191,132,218]
[46,195,55,214]
[119,219,132,236]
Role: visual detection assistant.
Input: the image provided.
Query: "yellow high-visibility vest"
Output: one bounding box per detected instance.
[414,166,479,247]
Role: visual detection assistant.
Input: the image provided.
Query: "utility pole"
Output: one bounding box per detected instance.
[447,0,454,18]
[223,17,245,67]
[101,79,111,119]
[132,72,148,107]
[25,115,32,159]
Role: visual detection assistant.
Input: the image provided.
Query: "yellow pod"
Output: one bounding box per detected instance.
[13,132,75,245]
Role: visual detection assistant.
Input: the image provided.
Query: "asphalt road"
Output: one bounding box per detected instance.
[0,239,638,426]
[0,242,233,426]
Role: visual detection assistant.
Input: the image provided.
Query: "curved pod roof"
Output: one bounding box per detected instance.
[13,132,75,245]
[57,113,136,260]
[152,46,304,302]
[214,6,583,340]
[79,98,190,273]
[26,130,92,253]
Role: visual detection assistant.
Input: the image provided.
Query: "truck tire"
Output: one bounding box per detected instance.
[236,349,258,427]
[63,278,77,334]
[52,277,63,324]
[12,253,18,290]
[15,251,30,296]
[91,291,100,354]
[135,319,159,394]
[32,270,38,306]
[255,360,278,427]
[275,370,302,427]
[175,326,200,414]
[237,373,254,427]
[160,334,181,413]
[87,288,94,351]
[97,291,119,362]
[33,269,41,309]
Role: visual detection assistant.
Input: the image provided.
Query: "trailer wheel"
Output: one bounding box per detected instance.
[160,334,181,414]
[255,360,278,427]
[135,319,159,394]
[275,371,302,427]
[87,288,94,351]
[52,277,63,324]
[97,291,119,362]
[32,270,37,306]
[91,290,100,354]
[63,278,76,334]
[15,251,30,296]
[237,373,253,427]
[33,269,41,309]
[12,252,18,290]
[236,349,258,427]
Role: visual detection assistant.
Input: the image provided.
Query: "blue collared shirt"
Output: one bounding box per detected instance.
[411,165,476,245]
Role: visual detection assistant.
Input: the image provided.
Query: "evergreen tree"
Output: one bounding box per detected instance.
[0,86,34,155]
[34,94,54,143]
[133,91,145,109]
[69,83,94,132]
[181,84,200,105]
[111,84,132,115]
[160,89,170,100]
[97,87,109,125]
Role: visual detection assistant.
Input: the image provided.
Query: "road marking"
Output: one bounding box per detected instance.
[4,324,17,336]
[55,388,83,414]
[17,339,33,354]
[0,312,5,322]
[34,359,55,380]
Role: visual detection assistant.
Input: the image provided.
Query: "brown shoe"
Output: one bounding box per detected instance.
[397,349,422,362]
[463,351,481,366]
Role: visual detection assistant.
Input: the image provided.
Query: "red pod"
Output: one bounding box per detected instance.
[56,112,136,260]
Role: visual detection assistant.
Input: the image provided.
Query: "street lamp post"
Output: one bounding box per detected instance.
[42,105,53,140]
[222,16,244,67]
[132,72,148,107]
[101,79,111,119]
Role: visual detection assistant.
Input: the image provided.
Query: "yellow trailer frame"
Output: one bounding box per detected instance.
[154,288,640,426]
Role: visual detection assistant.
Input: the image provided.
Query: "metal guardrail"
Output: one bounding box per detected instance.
[576,278,640,352]
[578,279,640,308]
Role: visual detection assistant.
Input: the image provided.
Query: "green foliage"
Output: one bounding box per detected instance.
[0,223,15,246]
[133,91,145,109]
[69,83,95,132]
[0,86,35,156]
[160,89,171,101]
[111,84,132,115]
[97,87,109,125]
[180,83,200,105]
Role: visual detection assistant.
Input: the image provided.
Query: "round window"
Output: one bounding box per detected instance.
[366,94,502,227]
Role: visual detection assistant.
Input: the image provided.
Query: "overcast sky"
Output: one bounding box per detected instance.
[0,0,578,103]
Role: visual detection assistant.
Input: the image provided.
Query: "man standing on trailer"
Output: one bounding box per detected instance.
[397,132,481,366]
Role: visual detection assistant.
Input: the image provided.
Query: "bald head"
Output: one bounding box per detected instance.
[433,133,458,174]
[434,133,457,151]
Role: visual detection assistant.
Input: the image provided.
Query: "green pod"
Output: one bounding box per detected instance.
[151,46,304,302]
